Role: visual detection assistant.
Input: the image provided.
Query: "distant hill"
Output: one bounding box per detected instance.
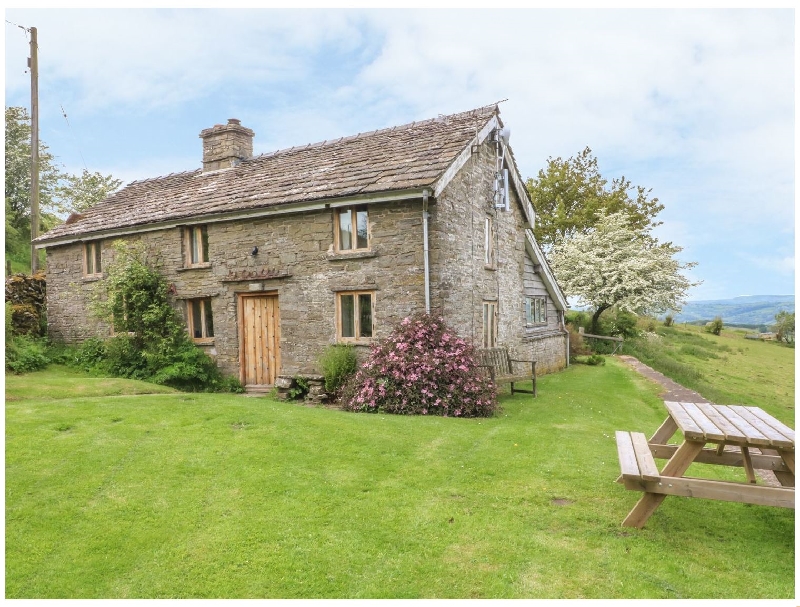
[670,295,794,326]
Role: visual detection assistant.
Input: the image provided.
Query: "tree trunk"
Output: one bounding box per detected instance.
[591,305,610,335]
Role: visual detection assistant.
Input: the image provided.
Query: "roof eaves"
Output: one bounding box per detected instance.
[525,230,568,311]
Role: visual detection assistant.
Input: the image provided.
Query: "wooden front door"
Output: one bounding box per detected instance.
[239,293,281,387]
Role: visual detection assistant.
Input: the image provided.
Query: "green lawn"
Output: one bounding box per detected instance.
[5,362,794,598]
[624,323,794,422]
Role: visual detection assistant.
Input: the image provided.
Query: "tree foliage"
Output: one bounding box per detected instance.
[53,169,122,215]
[4,106,122,262]
[5,106,62,251]
[526,147,664,251]
[549,212,699,333]
[772,310,795,344]
[91,240,238,392]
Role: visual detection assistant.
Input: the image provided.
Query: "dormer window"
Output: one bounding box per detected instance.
[183,226,210,267]
[335,206,369,252]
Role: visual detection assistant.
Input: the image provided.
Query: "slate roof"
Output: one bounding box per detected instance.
[36,104,501,244]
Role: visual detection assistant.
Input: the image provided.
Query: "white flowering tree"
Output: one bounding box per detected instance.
[549,212,699,334]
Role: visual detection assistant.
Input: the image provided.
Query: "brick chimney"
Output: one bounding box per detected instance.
[199,118,255,171]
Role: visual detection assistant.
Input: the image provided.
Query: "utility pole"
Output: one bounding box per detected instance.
[29,26,40,273]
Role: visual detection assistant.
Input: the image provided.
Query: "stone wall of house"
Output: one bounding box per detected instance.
[45,199,427,380]
[45,140,567,383]
[429,138,568,374]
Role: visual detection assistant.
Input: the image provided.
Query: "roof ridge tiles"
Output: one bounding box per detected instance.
[238,104,496,164]
[127,168,200,186]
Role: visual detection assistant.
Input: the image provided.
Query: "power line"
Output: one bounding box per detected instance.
[59,104,88,171]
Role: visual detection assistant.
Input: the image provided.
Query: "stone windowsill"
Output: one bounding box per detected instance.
[338,338,375,346]
[484,264,497,271]
[193,337,215,346]
[177,263,212,272]
[326,249,377,261]
[82,274,104,282]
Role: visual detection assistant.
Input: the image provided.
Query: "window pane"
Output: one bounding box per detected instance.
[483,303,490,347]
[94,243,102,273]
[340,294,355,338]
[191,228,201,264]
[356,209,368,249]
[485,218,491,264]
[358,293,372,338]
[192,300,203,338]
[339,210,352,250]
[85,244,95,274]
[204,299,214,337]
[201,227,209,263]
[489,304,497,348]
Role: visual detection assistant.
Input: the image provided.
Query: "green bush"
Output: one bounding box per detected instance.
[72,338,107,371]
[318,344,358,395]
[706,316,724,336]
[340,313,497,417]
[288,376,310,400]
[565,310,591,331]
[663,314,674,327]
[6,335,50,374]
[573,354,605,366]
[85,241,232,392]
[607,309,639,339]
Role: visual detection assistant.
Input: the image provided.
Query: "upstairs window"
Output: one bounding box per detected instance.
[336,206,369,251]
[525,296,547,325]
[484,216,494,266]
[337,291,374,342]
[184,226,210,267]
[84,241,102,276]
[187,298,214,343]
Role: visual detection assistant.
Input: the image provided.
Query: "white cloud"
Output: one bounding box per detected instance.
[4,8,793,300]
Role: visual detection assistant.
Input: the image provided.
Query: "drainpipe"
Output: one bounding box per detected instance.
[422,189,431,314]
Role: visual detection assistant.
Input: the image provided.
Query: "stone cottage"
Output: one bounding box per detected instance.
[34,104,568,391]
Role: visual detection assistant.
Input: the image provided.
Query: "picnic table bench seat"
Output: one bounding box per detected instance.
[615,431,661,484]
[615,425,794,528]
[477,347,536,397]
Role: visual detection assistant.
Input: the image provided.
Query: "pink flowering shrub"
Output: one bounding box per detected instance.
[340,313,498,417]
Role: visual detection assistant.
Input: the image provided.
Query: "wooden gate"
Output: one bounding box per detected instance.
[238,293,281,388]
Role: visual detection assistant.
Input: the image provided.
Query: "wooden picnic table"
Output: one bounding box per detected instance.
[616,401,795,528]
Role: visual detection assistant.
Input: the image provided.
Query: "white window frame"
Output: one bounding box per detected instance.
[525,296,547,326]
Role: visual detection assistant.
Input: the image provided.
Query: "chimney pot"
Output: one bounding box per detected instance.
[228,118,241,125]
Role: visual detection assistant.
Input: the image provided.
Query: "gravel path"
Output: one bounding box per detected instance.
[617,355,781,487]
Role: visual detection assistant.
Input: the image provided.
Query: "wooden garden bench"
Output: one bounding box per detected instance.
[477,347,537,397]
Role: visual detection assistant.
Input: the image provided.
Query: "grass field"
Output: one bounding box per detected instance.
[623,323,794,422]
[5,359,794,599]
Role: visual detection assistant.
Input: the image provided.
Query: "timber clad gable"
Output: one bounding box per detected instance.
[37,104,568,387]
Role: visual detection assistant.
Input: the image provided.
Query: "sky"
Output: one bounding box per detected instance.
[4,7,795,302]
